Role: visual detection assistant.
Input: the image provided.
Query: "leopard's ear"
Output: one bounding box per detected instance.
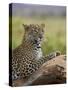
[41,23,45,28]
[22,24,29,30]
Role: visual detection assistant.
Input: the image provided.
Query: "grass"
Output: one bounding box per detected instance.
[11,16,66,55]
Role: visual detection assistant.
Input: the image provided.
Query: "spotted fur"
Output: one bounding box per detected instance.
[12,24,60,82]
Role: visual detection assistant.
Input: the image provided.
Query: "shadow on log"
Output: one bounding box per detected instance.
[12,55,66,86]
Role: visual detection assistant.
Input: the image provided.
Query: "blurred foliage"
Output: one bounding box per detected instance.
[10,16,66,54]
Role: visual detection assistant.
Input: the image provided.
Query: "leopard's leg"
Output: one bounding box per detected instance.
[36,51,61,65]
[23,51,61,79]
[45,51,61,60]
[26,51,61,74]
[23,51,61,86]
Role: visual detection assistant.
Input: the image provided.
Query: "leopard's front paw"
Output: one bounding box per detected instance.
[55,51,61,56]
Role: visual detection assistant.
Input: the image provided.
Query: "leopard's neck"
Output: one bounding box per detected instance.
[22,39,43,60]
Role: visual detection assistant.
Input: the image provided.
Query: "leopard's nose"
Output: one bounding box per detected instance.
[39,35,42,39]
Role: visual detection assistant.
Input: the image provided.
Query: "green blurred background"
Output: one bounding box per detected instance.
[10,3,66,54]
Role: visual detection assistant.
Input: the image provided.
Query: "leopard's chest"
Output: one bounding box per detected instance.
[23,48,43,60]
[34,48,43,60]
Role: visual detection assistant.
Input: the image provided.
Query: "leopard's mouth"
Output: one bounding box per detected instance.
[33,39,42,49]
[34,43,41,50]
[37,44,41,48]
[37,46,41,48]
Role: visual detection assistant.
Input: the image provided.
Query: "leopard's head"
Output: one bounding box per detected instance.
[23,24,45,48]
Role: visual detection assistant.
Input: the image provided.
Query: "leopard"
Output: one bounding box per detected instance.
[11,24,60,86]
